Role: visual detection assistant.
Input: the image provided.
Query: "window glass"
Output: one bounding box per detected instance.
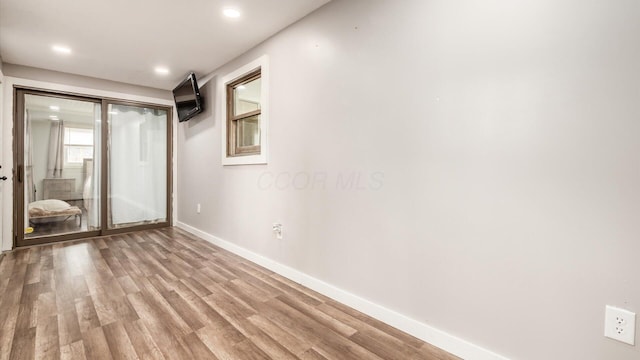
[236,115,260,147]
[227,69,262,157]
[233,77,261,116]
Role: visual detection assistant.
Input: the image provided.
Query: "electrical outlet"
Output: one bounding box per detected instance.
[196,203,201,214]
[272,223,283,239]
[605,305,636,345]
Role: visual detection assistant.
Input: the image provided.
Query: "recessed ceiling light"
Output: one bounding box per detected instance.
[49,105,60,111]
[223,8,241,18]
[154,67,170,75]
[52,45,71,54]
[49,115,59,120]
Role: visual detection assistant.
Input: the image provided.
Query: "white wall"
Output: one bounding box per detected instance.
[30,120,49,200]
[177,0,640,359]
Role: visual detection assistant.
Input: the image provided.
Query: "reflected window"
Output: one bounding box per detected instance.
[64,127,94,165]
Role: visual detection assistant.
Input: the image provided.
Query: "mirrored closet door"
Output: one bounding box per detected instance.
[14,89,172,247]
[17,92,102,243]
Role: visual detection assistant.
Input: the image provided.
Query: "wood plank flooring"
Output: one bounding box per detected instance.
[0,227,461,360]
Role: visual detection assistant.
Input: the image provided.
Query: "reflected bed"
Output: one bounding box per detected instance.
[28,199,82,227]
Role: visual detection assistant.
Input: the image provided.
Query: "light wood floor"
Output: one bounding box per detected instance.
[0,227,460,360]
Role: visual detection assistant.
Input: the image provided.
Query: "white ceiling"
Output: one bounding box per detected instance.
[0,0,330,90]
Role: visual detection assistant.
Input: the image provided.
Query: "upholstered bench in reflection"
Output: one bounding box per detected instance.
[28,199,82,228]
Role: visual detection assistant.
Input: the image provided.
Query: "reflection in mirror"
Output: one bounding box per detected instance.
[23,94,101,239]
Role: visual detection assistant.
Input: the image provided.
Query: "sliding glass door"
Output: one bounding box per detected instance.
[107,103,168,229]
[17,92,102,242]
[14,89,172,247]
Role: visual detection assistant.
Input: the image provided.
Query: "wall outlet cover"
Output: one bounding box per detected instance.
[272,223,283,239]
[605,305,636,345]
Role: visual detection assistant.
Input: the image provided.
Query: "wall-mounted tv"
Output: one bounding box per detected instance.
[173,72,203,122]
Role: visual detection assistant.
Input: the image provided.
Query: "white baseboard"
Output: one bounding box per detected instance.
[176,221,511,360]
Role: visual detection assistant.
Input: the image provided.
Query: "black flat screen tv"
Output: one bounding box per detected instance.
[173,72,203,122]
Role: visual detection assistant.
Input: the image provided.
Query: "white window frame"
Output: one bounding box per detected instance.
[220,55,269,165]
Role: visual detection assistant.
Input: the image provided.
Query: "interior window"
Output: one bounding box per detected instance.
[226,68,261,157]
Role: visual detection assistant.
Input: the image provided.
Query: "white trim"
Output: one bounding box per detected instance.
[0,67,4,252]
[172,107,178,228]
[176,221,512,360]
[220,55,269,166]
[1,76,177,251]
[4,77,173,106]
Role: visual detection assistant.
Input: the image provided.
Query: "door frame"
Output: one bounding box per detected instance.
[0,68,4,249]
[13,86,173,247]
